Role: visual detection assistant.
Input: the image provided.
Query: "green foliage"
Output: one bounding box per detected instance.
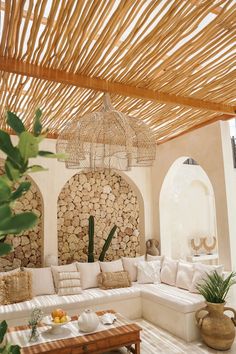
[0,320,20,354]
[88,215,94,262]
[0,110,62,353]
[0,110,59,257]
[87,215,117,262]
[99,225,118,261]
[196,271,236,303]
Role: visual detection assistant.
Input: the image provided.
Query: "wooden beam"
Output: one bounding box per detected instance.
[158,114,235,144]
[0,57,235,116]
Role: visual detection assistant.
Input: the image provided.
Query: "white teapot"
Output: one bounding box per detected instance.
[78,309,99,332]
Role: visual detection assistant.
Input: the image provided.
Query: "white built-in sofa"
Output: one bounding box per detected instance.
[0,278,205,342]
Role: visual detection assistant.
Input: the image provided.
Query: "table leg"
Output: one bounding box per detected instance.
[135,341,140,354]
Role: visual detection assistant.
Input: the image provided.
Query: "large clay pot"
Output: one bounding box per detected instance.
[195,302,236,351]
[146,239,159,256]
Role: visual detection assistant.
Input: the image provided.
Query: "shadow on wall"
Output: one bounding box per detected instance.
[159,156,218,260]
[57,170,144,264]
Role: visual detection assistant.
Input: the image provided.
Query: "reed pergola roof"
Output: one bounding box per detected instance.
[0,0,235,143]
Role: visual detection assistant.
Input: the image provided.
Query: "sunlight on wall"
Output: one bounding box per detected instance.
[160,157,217,260]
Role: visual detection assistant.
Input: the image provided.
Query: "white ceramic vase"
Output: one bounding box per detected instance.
[78,309,100,332]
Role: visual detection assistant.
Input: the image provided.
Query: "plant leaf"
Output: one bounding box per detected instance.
[0,243,12,256]
[9,345,21,354]
[38,151,65,159]
[6,111,25,135]
[0,178,11,203]
[0,212,38,235]
[0,321,7,343]
[18,132,39,161]
[33,108,42,136]
[0,204,12,220]
[27,165,48,173]
[11,181,31,201]
[0,131,21,168]
[5,160,20,182]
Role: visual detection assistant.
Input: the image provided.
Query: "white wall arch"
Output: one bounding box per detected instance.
[159,157,217,260]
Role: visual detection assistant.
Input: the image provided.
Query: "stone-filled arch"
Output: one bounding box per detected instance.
[57,170,140,264]
[0,168,43,271]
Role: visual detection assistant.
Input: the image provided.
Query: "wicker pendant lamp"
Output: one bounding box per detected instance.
[56,94,156,171]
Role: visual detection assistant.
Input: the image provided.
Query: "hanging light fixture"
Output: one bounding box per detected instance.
[56,93,156,171]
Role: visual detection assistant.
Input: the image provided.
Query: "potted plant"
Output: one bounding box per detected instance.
[0,110,62,353]
[195,271,236,351]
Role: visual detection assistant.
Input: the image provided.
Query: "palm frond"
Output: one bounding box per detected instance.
[196,271,236,303]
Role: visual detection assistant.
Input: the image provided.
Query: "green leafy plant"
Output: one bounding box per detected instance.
[87,215,117,262]
[0,110,63,352]
[196,271,236,303]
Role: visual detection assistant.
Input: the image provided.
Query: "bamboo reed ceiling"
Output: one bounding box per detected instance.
[0,0,235,143]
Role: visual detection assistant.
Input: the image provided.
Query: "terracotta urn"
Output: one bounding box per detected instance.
[146,239,159,256]
[195,302,236,351]
[78,309,100,332]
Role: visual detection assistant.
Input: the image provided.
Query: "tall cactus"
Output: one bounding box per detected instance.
[99,225,117,261]
[88,215,94,262]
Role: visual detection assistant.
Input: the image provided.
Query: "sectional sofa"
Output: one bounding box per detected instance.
[0,255,225,342]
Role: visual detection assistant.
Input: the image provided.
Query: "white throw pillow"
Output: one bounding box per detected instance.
[190,263,224,293]
[99,259,124,273]
[175,261,194,290]
[78,262,101,290]
[122,256,145,282]
[57,271,81,296]
[146,254,164,266]
[160,257,178,286]
[137,261,161,284]
[24,267,55,296]
[51,263,77,291]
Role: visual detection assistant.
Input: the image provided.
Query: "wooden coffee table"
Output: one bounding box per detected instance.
[8,310,142,354]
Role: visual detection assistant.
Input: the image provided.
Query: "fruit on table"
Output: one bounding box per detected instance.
[51,308,67,323]
[53,317,61,324]
[60,316,67,323]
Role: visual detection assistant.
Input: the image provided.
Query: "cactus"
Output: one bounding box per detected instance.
[87,215,117,262]
[99,225,117,261]
[88,215,94,262]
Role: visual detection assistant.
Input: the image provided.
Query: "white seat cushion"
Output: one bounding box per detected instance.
[0,287,141,322]
[136,283,205,313]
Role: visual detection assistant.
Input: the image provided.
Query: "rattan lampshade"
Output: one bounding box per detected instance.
[56,94,156,171]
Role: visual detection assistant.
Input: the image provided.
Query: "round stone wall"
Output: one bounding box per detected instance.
[57,170,140,264]
[0,173,43,271]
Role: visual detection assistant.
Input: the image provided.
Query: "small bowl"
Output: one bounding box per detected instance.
[42,315,71,334]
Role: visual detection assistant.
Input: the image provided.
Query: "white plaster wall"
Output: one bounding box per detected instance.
[152,121,233,270]
[4,137,153,263]
[160,160,217,260]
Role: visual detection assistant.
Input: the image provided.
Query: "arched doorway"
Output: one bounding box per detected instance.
[159,157,217,260]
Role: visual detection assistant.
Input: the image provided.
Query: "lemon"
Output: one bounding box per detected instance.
[60,316,67,323]
[53,317,60,324]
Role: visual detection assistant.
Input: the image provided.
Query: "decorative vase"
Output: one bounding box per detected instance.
[146,239,159,256]
[29,324,39,342]
[195,302,236,350]
[78,309,100,332]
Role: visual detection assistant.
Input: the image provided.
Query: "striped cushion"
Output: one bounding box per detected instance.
[57,271,81,296]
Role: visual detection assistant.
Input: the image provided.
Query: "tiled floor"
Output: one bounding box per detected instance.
[107,319,236,354]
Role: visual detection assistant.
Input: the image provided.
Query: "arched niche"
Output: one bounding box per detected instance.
[0,167,44,271]
[159,157,217,260]
[57,170,143,264]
